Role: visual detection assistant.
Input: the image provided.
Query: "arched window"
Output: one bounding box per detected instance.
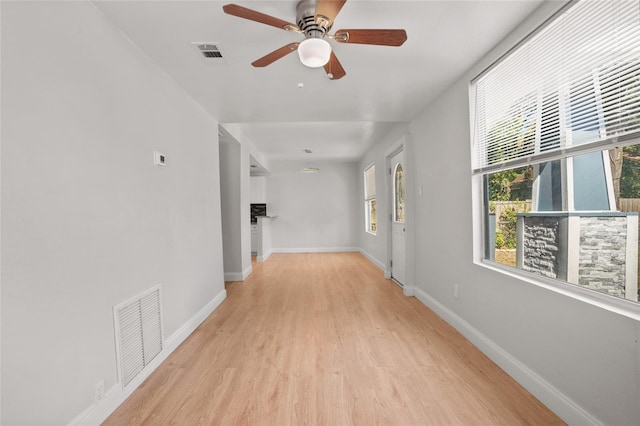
[394,163,405,223]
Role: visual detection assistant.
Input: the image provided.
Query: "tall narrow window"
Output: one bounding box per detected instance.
[394,163,405,223]
[364,164,377,234]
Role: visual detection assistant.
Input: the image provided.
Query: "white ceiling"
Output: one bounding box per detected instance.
[94,0,544,165]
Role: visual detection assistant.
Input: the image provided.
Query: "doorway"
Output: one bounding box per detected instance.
[390,149,406,286]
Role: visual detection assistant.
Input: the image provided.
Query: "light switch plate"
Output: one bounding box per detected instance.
[154,151,166,167]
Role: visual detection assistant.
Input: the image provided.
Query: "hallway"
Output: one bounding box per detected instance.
[104,253,562,425]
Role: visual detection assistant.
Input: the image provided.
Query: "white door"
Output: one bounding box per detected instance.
[391,150,406,285]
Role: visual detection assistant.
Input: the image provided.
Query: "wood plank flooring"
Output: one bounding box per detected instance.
[104,252,564,425]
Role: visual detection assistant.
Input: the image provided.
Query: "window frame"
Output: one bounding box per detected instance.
[364,163,377,235]
[470,0,640,318]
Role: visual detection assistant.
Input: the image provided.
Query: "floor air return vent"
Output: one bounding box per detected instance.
[114,285,163,387]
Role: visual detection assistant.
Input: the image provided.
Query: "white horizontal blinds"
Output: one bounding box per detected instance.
[474,0,640,173]
[364,164,376,200]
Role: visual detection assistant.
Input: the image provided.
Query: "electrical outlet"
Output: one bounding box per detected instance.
[94,380,105,403]
[454,284,459,299]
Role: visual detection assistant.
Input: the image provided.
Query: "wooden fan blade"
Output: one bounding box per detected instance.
[252,43,299,67]
[324,51,346,80]
[223,4,298,31]
[315,0,347,24]
[334,29,407,46]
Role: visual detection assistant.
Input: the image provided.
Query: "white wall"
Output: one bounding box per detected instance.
[219,125,253,279]
[250,176,267,204]
[1,2,225,424]
[240,142,252,273]
[268,161,359,251]
[360,2,640,424]
[222,123,271,173]
[411,73,640,426]
[219,141,243,278]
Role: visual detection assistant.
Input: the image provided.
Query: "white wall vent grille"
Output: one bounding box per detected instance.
[114,285,163,387]
[192,42,226,63]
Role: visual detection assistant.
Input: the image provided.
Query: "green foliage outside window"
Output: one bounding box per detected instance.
[621,145,640,198]
[495,207,518,249]
[488,169,521,202]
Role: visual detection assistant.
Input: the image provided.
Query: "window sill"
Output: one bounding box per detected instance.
[366,230,377,236]
[477,259,640,321]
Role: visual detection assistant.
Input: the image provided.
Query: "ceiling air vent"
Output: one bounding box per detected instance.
[192,43,226,63]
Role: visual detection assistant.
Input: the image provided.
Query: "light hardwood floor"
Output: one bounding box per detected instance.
[104,252,564,425]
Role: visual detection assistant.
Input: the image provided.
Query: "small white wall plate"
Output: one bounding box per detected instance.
[154,151,166,167]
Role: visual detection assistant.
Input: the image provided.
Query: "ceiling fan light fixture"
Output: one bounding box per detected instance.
[297,38,331,68]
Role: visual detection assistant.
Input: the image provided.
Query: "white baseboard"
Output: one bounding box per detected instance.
[257,249,272,263]
[402,285,415,297]
[70,288,227,426]
[413,287,600,426]
[224,264,252,282]
[272,247,359,254]
[242,264,252,279]
[359,248,385,271]
[224,272,242,281]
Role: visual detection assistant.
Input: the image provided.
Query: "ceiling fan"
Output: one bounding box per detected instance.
[223,0,407,80]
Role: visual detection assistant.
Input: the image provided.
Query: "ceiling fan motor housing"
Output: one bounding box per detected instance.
[297,0,331,39]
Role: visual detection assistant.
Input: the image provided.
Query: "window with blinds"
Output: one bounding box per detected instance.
[364,164,377,234]
[473,0,640,174]
[472,0,640,305]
